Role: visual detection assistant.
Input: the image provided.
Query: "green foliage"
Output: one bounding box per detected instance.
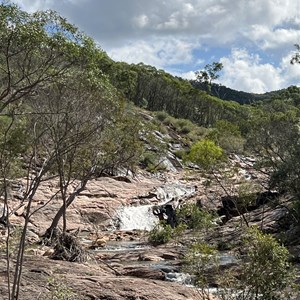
[140,151,157,171]
[148,221,187,246]
[245,100,300,202]
[292,200,300,225]
[162,115,176,127]
[184,139,224,170]
[0,114,29,180]
[148,223,173,246]
[0,3,105,112]
[209,120,245,153]
[183,242,218,289]
[172,222,188,243]
[174,149,186,159]
[195,62,223,88]
[236,227,296,300]
[183,228,297,300]
[176,203,215,231]
[173,118,194,134]
[186,126,211,143]
[155,111,169,122]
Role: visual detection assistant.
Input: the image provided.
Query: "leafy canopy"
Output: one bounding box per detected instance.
[184,139,224,170]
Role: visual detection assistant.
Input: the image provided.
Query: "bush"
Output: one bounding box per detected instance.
[176,203,215,231]
[187,127,211,142]
[218,227,297,300]
[174,118,194,134]
[183,227,298,300]
[183,242,218,292]
[174,149,186,159]
[239,227,296,300]
[140,151,166,172]
[148,223,173,245]
[155,111,169,122]
[184,139,225,170]
[46,276,76,300]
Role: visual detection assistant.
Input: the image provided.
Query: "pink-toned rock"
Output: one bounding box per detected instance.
[138,253,164,262]
[0,255,215,300]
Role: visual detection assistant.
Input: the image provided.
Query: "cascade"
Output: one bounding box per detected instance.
[115,183,196,231]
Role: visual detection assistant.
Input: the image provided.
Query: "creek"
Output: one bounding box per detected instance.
[114,182,196,231]
[88,182,237,287]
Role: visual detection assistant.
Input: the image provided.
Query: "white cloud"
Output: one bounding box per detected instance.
[109,37,200,69]
[13,0,299,44]
[246,25,300,50]
[10,0,300,93]
[220,48,300,93]
[133,14,149,28]
[176,71,197,80]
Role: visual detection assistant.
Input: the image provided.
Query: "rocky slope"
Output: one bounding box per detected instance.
[0,153,296,299]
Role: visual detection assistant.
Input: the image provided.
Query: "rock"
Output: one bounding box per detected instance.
[90,237,107,248]
[138,254,164,262]
[0,255,206,300]
[122,266,165,280]
[26,230,39,244]
[112,176,132,183]
[162,252,179,260]
[42,248,55,257]
[14,205,25,216]
[82,210,111,225]
[153,203,177,228]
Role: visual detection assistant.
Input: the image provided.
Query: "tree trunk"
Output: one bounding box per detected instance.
[43,175,91,239]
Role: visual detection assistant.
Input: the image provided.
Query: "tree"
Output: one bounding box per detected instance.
[0,3,103,112]
[236,227,295,300]
[184,139,224,170]
[290,44,300,64]
[0,4,145,299]
[195,62,223,93]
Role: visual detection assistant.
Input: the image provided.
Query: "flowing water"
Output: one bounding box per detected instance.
[93,181,237,288]
[114,182,196,231]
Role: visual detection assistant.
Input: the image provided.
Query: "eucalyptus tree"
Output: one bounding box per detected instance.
[0,2,104,112]
[0,4,145,299]
[195,62,223,94]
[5,49,145,300]
[290,44,300,64]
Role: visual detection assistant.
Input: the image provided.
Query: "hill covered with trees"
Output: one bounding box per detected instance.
[0,2,300,299]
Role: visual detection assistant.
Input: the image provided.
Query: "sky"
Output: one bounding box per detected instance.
[10,0,300,93]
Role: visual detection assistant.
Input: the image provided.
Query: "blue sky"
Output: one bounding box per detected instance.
[10,0,300,93]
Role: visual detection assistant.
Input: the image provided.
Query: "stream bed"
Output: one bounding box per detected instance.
[84,181,238,288]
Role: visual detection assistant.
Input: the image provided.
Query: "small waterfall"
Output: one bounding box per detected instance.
[115,183,196,231]
[116,204,157,231]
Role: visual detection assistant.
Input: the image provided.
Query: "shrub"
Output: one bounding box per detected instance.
[180,125,193,134]
[46,276,76,300]
[218,227,297,300]
[183,242,218,294]
[162,116,176,127]
[184,139,225,170]
[183,228,298,300]
[140,151,166,172]
[155,111,169,122]
[176,203,215,231]
[148,223,173,245]
[174,149,186,159]
[239,227,296,300]
[173,118,194,134]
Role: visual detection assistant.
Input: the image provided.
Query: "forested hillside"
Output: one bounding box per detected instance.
[191,80,300,104]
[1,3,300,300]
